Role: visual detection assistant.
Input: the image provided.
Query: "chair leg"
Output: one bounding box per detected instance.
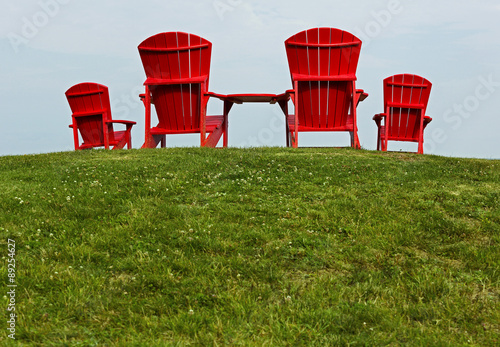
[384,125,389,152]
[141,136,156,148]
[223,117,228,148]
[350,130,360,149]
[418,140,424,154]
[127,128,132,149]
[71,123,80,151]
[153,135,165,148]
[376,127,381,151]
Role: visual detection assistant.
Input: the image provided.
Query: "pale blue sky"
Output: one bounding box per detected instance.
[1,0,499,158]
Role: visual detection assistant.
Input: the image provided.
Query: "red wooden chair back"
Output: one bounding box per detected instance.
[285,28,362,130]
[65,83,115,147]
[383,74,432,141]
[138,32,212,133]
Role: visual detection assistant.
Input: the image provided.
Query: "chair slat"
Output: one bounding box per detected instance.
[377,74,432,152]
[138,32,216,140]
[285,28,363,137]
[66,82,135,150]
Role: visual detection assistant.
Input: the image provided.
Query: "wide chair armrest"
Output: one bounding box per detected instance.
[373,113,386,127]
[139,93,154,104]
[205,91,231,102]
[373,113,386,121]
[423,115,432,129]
[356,89,368,102]
[284,89,295,105]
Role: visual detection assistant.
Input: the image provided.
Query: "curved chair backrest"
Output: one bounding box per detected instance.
[138,32,212,82]
[285,27,362,81]
[138,32,212,132]
[383,74,432,140]
[65,82,114,146]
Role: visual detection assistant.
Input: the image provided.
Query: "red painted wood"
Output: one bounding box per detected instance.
[374,74,432,153]
[283,28,367,148]
[207,93,288,104]
[65,83,136,150]
[138,32,227,148]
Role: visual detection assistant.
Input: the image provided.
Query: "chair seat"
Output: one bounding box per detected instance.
[150,116,224,134]
[378,126,419,142]
[287,115,355,132]
[111,131,128,143]
[376,116,432,142]
[79,131,129,149]
[205,116,225,131]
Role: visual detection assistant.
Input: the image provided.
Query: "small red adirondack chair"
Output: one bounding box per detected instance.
[65,82,136,150]
[281,28,368,148]
[373,74,432,154]
[138,32,228,148]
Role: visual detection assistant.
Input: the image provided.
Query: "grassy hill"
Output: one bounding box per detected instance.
[0,147,498,346]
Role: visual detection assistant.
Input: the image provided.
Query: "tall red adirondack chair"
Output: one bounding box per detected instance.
[373,74,432,154]
[138,32,228,148]
[66,83,136,150]
[281,28,368,148]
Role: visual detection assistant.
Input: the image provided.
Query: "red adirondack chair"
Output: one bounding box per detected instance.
[373,74,432,154]
[280,28,368,148]
[65,83,136,150]
[138,32,228,148]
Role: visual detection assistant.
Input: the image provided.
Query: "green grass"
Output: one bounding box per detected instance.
[0,147,498,346]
